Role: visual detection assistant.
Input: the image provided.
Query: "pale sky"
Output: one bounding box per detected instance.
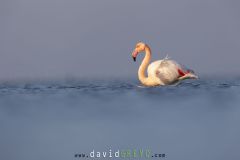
[1,0,240,80]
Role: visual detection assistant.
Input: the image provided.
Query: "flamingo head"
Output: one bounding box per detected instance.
[132,42,146,62]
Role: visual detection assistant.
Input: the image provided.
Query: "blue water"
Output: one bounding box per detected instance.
[0,78,240,160]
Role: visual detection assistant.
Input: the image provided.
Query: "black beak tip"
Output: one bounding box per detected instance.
[133,57,136,62]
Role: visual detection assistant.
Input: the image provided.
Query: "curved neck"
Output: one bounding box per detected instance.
[138,45,151,85]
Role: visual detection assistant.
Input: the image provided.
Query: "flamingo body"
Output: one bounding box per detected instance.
[131,42,198,86]
[148,59,182,85]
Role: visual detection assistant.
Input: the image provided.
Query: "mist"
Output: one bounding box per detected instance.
[1,0,240,81]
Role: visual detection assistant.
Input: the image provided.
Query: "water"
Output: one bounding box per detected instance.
[0,78,240,160]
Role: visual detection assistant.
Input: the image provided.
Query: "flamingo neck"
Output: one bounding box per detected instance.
[138,45,152,85]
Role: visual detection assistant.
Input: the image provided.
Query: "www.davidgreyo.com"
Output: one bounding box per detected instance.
[74,149,166,158]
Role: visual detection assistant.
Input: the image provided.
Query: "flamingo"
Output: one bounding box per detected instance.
[131,42,198,86]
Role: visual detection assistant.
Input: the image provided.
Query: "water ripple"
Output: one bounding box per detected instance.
[0,78,239,96]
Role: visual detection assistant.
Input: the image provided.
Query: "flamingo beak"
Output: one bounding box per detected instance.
[132,56,136,62]
[132,50,138,62]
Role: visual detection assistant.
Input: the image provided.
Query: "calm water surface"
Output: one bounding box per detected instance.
[0,78,240,160]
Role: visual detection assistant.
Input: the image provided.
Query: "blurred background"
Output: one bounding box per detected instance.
[1,1,240,160]
[1,0,240,81]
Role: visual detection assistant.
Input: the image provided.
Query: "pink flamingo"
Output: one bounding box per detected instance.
[131,42,198,86]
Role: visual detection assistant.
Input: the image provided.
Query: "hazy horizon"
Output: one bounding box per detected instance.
[1,0,240,81]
